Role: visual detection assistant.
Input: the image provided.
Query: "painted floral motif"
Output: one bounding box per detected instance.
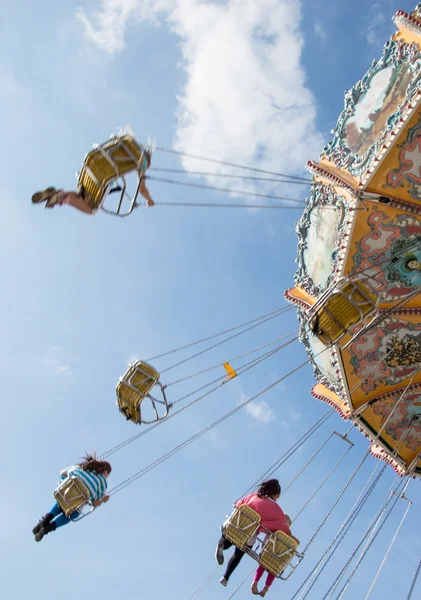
[348,317,421,393]
[386,115,421,200]
[373,389,421,451]
[323,39,421,180]
[295,183,348,296]
[352,209,421,302]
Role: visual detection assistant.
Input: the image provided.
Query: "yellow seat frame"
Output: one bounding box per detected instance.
[116,360,171,425]
[54,475,94,520]
[77,134,149,216]
[259,530,300,579]
[224,505,261,550]
[223,506,303,579]
[309,277,378,346]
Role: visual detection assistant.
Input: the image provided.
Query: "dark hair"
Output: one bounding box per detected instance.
[80,453,112,476]
[257,479,281,498]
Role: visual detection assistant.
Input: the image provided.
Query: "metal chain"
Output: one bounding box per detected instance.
[321,474,404,600]
[146,306,287,361]
[154,146,312,182]
[150,167,311,185]
[227,566,256,599]
[148,201,304,209]
[407,559,421,600]
[188,565,221,600]
[101,338,297,459]
[292,444,354,523]
[108,358,310,495]
[332,478,410,599]
[322,419,415,600]
[282,431,335,496]
[165,331,296,387]
[290,463,386,600]
[365,500,412,599]
[161,306,293,374]
[146,175,306,204]
[239,410,335,500]
[170,339,296,406]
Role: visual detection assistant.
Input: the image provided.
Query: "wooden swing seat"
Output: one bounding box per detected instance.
[116,360,170,424]
[77,134,149,213]
[310,278,378,346]
[259,530,300,578]
[224,505,261,550]
[54,475,91,517]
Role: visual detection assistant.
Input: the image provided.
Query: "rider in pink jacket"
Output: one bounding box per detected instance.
[215,479,292,589]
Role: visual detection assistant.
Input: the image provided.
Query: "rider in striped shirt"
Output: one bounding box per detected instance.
[33,453,112,542]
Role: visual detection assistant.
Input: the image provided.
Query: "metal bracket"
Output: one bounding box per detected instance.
[333,431,354,446]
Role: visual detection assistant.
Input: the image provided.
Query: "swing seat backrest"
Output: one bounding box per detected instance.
[116,361,160,424]
[224,505,261,550]
[310,279,378,346]
[54,475,91,517]
[77,134,147,210]
[259,530,299,577]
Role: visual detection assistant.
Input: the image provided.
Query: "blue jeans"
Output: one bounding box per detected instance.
[49,502,79,527]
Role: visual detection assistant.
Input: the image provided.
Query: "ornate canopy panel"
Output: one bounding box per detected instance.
[288,5,421,478]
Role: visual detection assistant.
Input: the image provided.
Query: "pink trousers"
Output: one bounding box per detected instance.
[253,565,275,587]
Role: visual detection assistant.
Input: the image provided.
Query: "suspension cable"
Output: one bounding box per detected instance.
[108,358,311,495]
[282,431,337,496]
[188,411,335,599]
[161,306,293,374]
[407,559,421,600]
[164,332,296,387]
[170,337,297,406]
[146,306,288,361]
[290,462,386,600]
[101,337,297,459]
[227,565,256,599]
[365,496,412,599]
[154,146,312,182]
[322,475,405,599]
[292,443,354,523]
[295,410,419,600]
[150,167,311,185]
[331,478,411,599]
[147,174,306,205]
[323,419,416,599]
[188,565,222,600]
[151,200,304,209]
[299,449,372,557]
[238,409,335,499]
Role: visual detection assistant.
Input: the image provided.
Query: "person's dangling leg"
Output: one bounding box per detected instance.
[46,191,95,215]
[223,546,245,582]
[216,533,233,565]
[34,503,72,542]
[251,565,265,594]
[259,572,275,597]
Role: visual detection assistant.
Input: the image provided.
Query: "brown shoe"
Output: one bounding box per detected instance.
[32,187,57,204]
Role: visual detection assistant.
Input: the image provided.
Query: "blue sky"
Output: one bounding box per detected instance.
[1,1,420,599]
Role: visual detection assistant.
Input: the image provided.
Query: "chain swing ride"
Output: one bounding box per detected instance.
[35,4,421,599]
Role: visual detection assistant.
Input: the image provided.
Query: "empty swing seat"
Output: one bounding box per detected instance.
[77,134,149,214]
[54,475,91,518]
[116,360,171,425]
[224,505,261,550]
[309,278,378,346]
[259,530,300,579]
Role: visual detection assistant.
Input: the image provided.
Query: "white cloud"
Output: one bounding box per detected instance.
[76,0,323,192]
[314,21,326,40]
[365,4,387,46]
[44,346,73,376]
[244,398,275,424]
